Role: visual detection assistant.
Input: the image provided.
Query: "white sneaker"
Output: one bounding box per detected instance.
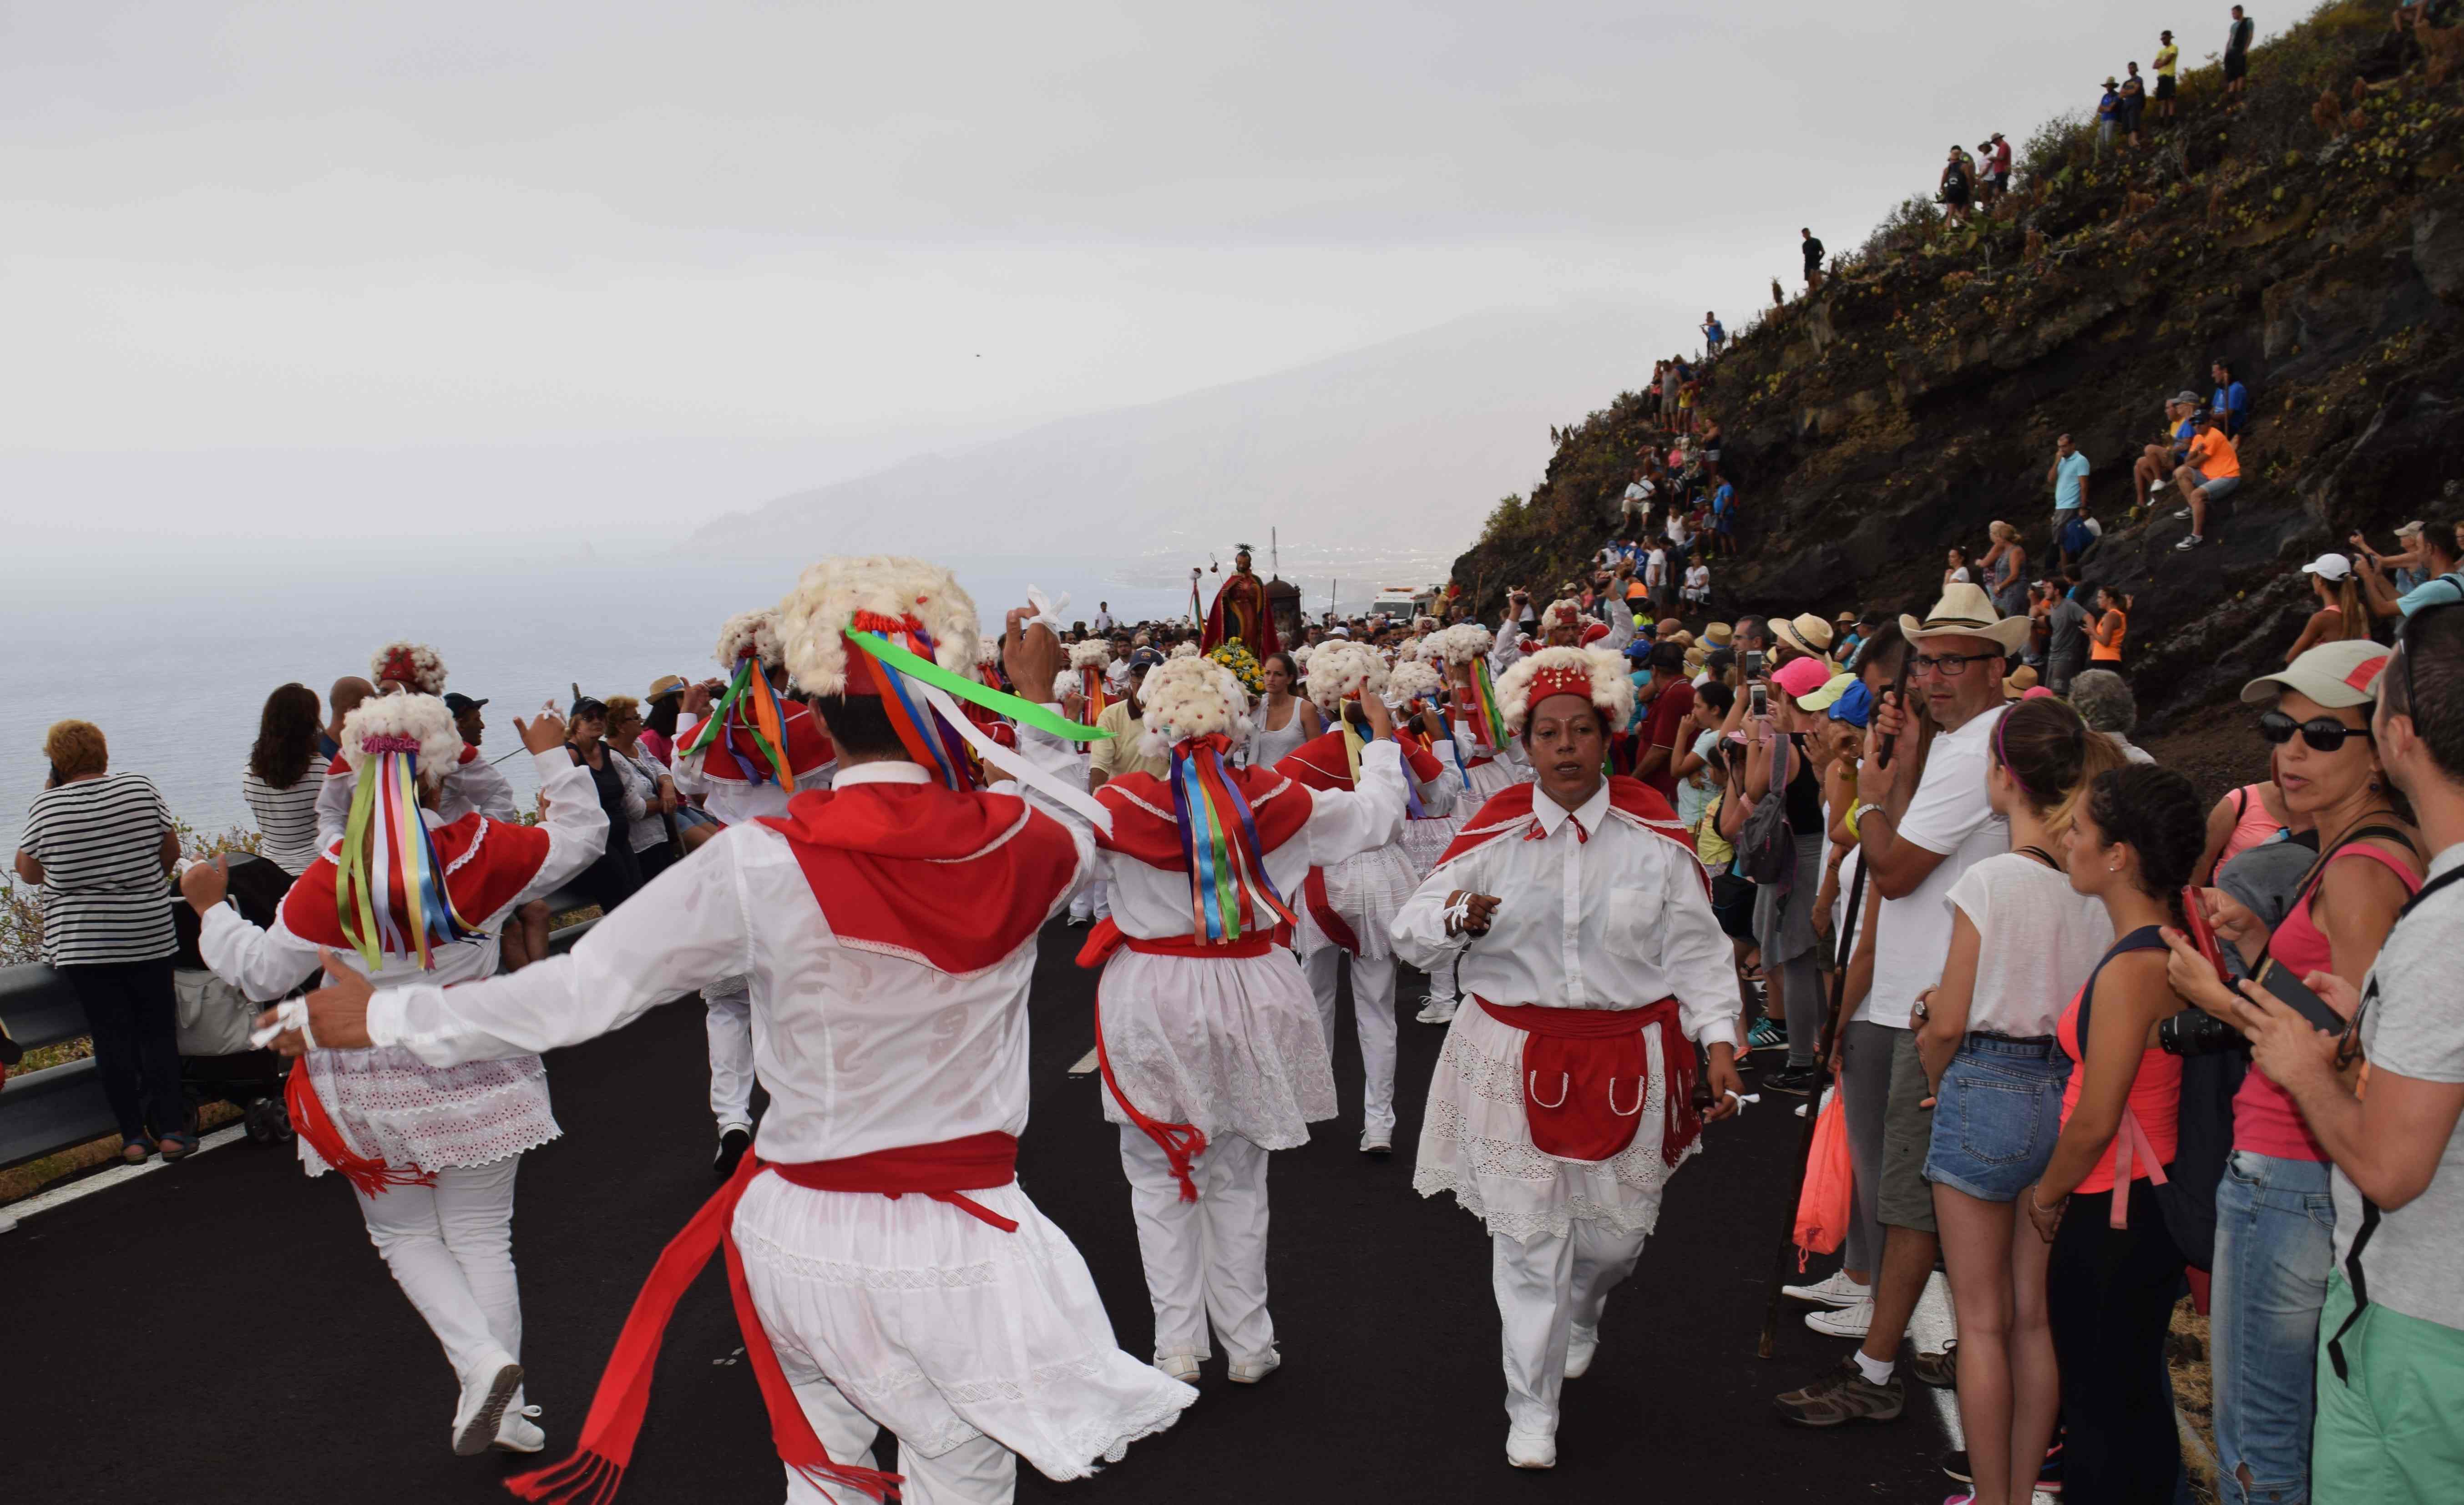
[451,1353,525,1457]
[1564,1325,1599,1379]
[1805,1298,1875,1339]
[1227,1348,1281,1384]
[493,1404,546,1454]
[1359,1129,1392,1156]
[1416,998,1458,1025]
[2170,505,2192,520]
[1155,1353,1202,1383]
[1505,1431,1558,1469]
[1781,1268,1871,1309]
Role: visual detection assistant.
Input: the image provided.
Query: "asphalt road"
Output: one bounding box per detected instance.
[5,923,1943,1503]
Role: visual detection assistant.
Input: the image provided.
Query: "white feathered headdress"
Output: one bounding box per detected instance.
[1494,646,1634,736]
[369,642,448,696]
[340,693,463,790]
[1432,622,1493,666]
[776,556,980,698]
[1305,640,1389,714]
[714,609,786,671]
[1290,642,1316,671]
[1386,661,1443,706]
[1540,597,1584,634]
[1069,639,1112,670]
[1169,640,1200,659]
[1136,656,1252,757]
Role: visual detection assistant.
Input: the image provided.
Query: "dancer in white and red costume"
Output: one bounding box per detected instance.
[1434,623,1528,806]
[1391,645,1745,1471]
[1060,653,1407,1384]
[187,693,607,1458]
[1386,657,1474,1026]
[1275,640,1458,1154]
[263,558,1190,1505]
[671,607,839,1177]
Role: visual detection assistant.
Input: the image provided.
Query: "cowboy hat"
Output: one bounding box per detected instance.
[1902,583,2032,654]
[1771,613,1835,658]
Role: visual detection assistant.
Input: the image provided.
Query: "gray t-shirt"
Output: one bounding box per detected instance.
[2048,598,2089,663]
[2331,845,2464,1328]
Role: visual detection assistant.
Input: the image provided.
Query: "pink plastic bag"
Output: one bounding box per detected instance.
[1793,1083,1852,1270]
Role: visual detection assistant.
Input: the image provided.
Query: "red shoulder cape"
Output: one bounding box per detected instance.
[758,781,1078,975]
[1433,776,1700,874]
[1095,762,1313,869]
[700,701,835,784]
[1275,727,1444,791]
[279,815,553,948]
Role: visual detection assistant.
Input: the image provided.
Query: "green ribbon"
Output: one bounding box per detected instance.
[850,631,1113,742]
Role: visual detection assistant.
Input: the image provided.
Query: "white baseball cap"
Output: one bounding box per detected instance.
[2302,552,2353,582]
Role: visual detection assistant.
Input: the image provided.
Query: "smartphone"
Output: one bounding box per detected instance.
[2254,959,2348,1036]
[2180,887,2227,978]
[1748,682,1768,718]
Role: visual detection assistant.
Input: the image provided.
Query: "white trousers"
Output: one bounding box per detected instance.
[1424,952,1461,1008]
[354,1157,523,1394]
[1067,877,1111,924]
[1491,1222,1648,1441]
[1117,1127,1275,1367]
[776,1351,1017,1505]
[1303,947,1397,1139]
[707,976,755,1133]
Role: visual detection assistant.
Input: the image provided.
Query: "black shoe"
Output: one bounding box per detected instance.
[1766,1065,1819,1097]
[714,1126,752,1179]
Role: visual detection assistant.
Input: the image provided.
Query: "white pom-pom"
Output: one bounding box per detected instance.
[1305,641,1389,714]
[1433,623,1493,665]
[1135,656,1252,755]
[714,609,785,670]
[1493,646,1635,736]
[1387,661,1443,705]
[369,642,448,696]
[1069,640,1111,670]
[340,694,464,788]
[1169,641,1200,659]
[776,556,981,697]
[1291,643,1316,670]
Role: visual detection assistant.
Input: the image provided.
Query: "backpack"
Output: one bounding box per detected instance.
[2075,926,2237,1270]
[1735,736,1799,887]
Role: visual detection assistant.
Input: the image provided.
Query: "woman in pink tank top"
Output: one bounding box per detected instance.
[2162,642,2418,1505]
[2025,765,2206,1504]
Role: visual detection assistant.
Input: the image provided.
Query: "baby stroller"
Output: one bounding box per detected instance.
[168,855,297,1146]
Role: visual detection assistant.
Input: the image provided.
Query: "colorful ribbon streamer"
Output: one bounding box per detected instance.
[335,740,476,972]
[1471,659,1510,749]
[683,658,792,785]
[1165,735,1296,943]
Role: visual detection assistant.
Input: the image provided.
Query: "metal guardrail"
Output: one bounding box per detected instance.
[0,889,600,1169]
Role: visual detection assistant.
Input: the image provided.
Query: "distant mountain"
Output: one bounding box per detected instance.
[690,302,1683,579]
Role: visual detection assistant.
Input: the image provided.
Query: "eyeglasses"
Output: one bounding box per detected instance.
[2257,709,2372,752]
[1910,650,2004,677]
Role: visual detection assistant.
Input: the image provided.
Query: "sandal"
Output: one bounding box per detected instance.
[121,1136,158,1165]
[158,1132,199,1162]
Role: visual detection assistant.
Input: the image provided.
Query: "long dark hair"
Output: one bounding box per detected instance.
[2085,765,2206,924]
[248,682,322,789]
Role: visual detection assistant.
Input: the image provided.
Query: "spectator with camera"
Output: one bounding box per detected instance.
[2175,603,2464,1501]
[2159,641,2426,1503]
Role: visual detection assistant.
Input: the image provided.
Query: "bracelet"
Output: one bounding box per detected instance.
[2029,1189,2064,1215]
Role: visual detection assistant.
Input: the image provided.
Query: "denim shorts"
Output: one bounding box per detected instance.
[1923,1034,2071,1202]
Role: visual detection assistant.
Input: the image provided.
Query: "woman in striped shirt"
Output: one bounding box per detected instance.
[242,682,327,876]
[14,719,190,1161]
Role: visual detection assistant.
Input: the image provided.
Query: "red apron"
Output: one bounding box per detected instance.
[1476,996,1702,1167]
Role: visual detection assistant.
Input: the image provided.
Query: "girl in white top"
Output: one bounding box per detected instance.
[1243,650,1323,768]
[1909,696,2124,1505]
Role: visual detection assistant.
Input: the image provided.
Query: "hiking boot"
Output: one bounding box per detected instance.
[1772,1356,1904,1427]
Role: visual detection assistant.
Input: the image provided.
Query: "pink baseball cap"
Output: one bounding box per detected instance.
[1772,656,1834,701]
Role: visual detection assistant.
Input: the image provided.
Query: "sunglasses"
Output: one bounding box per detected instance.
[2257,709,2371,752]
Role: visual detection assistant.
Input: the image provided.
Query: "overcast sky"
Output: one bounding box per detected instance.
[0,0,2274,546]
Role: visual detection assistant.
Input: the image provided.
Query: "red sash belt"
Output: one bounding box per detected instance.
[1301,867,1361,955]
[506,1133,1019,1505]
[1072,919,1283,1202]
[285,1057,437,1197]
[1474,997,1701,1167]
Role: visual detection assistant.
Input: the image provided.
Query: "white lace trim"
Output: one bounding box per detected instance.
[736,1222,1002,1291]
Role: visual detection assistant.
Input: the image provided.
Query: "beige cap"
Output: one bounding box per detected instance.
[2241,639,2393,710]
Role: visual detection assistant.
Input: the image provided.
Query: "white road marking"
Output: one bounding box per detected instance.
[3,1123,250,1225]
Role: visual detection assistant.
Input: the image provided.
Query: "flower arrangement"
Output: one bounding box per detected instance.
[1207,639,1265,695]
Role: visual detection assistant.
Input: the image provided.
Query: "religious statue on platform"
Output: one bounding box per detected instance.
[1201,544,1281,658]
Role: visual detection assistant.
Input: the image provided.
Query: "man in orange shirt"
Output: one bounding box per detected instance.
[2170,411,2241,551]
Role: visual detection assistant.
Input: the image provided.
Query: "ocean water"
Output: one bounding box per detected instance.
[0,550,1209,856]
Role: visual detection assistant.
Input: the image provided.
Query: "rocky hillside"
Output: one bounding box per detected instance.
[1450,0,2464,753]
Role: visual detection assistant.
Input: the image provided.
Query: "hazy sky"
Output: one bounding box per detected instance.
[0,0,2272,545]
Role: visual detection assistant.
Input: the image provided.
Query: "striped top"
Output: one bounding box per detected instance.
[19,773,177,966]
[242,763,327,875]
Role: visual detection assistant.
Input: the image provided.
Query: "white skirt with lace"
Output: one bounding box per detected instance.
[1412,1000,1700,1244]
[299,1046,559,1177]
[1397,810,1462,876]
[734,1173,1195,1479]
[1461,753,1529,808]
[1292,842,1421,964]
[1094,948,1337,1150]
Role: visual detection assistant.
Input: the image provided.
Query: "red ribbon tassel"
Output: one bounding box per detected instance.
[285,1058,435,1198]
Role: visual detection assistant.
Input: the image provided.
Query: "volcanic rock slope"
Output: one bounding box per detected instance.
[1450,3,2464,736]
